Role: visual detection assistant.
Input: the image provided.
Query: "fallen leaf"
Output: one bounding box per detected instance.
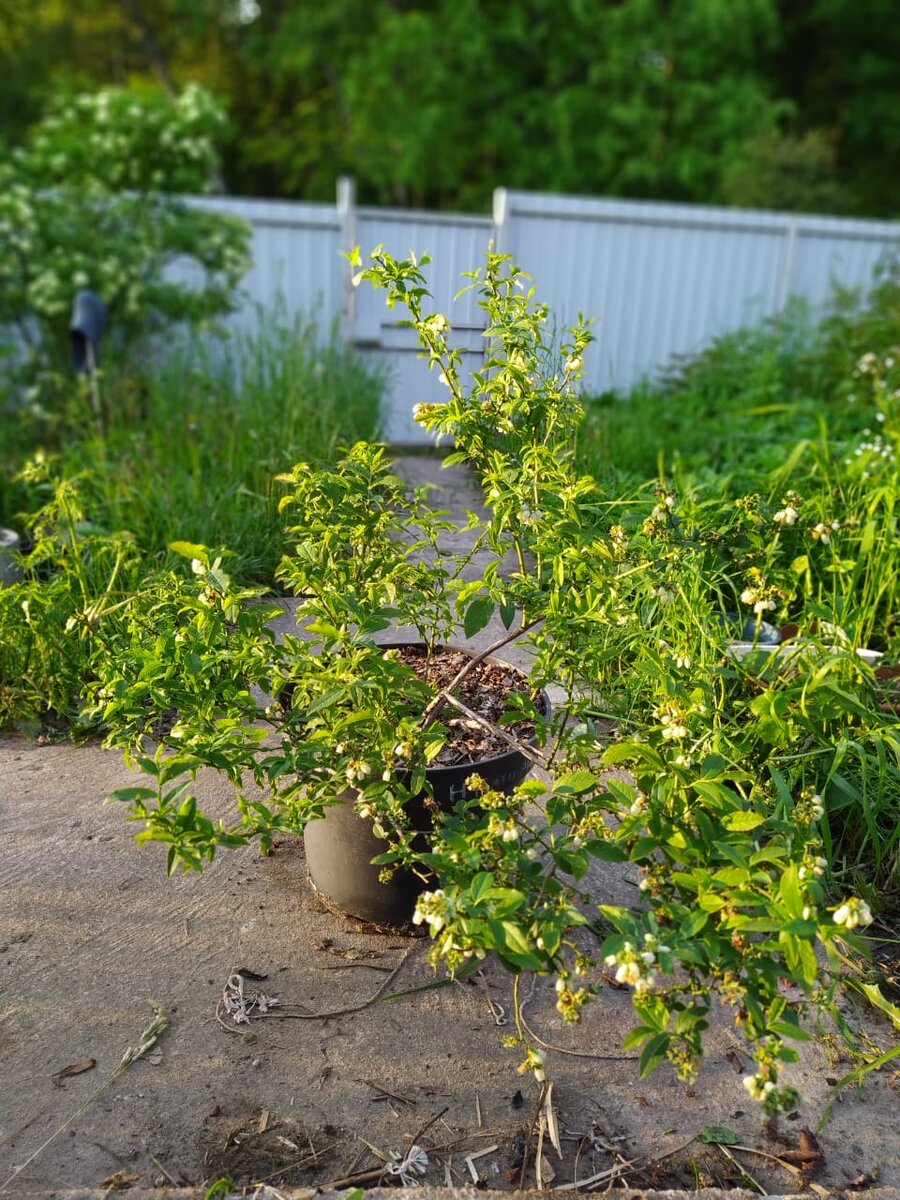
[725,1049,744,1074]
[799,1128,821,1156]
[236,967,268,981]
[98,1171,140,1189]
[698,1126,742,1146]
[51,1058,96,1087]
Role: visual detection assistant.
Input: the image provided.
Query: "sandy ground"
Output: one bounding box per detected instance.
[1,458,898,1196]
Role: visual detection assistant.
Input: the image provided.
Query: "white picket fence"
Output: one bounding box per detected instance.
[166,182,900,441]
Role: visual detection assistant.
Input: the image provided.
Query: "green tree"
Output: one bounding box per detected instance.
[776,0,900,215]
[1,0,896,214]
[0,83,251,391]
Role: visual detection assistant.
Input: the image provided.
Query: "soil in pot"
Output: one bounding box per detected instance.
[303,643,547,929]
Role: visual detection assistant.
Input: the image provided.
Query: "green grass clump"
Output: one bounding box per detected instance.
[578,261,899,490]
[0,310,383,733]
[1,311,384,584]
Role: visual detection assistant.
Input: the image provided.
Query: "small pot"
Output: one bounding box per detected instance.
[303,644,546,927]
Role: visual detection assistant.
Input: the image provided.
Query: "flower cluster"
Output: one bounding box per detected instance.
[654,696,691,741]
[795,791,826,824]
[832,897,874,930]
[773,491,802,526]
[0,83,251,390]
[810,520,840,544]
[604,934,670,995]
[740,568,780,615]
[798,853,828,881]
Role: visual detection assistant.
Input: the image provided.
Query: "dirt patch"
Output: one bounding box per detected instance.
[198,1102,339,1187]
[2,710,899,1196]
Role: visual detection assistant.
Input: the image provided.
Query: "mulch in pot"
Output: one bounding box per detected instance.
[392,643,543,767]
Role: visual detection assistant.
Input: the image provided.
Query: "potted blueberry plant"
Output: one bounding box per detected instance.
[93,249,876,1114]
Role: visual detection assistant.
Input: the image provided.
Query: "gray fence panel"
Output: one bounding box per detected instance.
[188,195,343,338]
[788,218,897,308]
[492,190,900,399]
[8,186,894,443]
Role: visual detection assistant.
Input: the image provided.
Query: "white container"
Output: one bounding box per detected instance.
[0,528,23,585]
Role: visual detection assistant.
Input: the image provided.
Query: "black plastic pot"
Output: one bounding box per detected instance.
[303,645,545,927]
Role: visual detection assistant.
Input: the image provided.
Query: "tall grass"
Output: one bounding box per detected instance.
[575,263,900,898]
[2,311,384,583]
[577,264,900,491]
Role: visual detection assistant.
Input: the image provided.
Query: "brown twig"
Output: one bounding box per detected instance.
[519,1082,547,1190]
[440,691,549,767]
[407,1105,450,1149]
[252,1142,338,1185]
[557,1136,697,1191]
[728,1143,805,1180]
[420,619,544,729]
[313,1165,390,1190]
[717,1142,765,1194]
[215,948,413,1032]
[517,976,638,1061]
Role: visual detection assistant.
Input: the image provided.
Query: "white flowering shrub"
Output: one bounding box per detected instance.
[0,83,251,393]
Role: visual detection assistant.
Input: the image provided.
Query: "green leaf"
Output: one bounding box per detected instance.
[585,839,627,862]
[468,871,494,905]
[463,594,494,638]
[723,811,765,832]
[554,770,599,795]
[682,910,710,937]
[499,920,532,956]
[856,983,900,1032]
[499,597,516,630]
[107,786,156,805]
[779,864,804,918]
[768,1019,812,1041]
[638,1032,670,1078]
[169,540,208,560]
[622,1025,653,1051]
[712,867,750,886]
[698,1126,742,1146]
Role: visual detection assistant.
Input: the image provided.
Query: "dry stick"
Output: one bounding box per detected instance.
[419,618,544,730]
[0,1002,168,1195]
[557,1136,697,1192]
[313,1164,391,1190]
[517,975,638,1062]
[215,948,413,1032]
[406,1104,450,1151]
[440,691,549,768]
[729,1143,806,1181]
[717,1142,766,1194]
[314,1107,449,1190]
[149,1154,179,1187]
[519,1082,547,1191]
[252,1142,339,1186]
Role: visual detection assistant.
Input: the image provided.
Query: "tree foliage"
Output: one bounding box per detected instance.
[0,0,895,215]
[0,82,251,395]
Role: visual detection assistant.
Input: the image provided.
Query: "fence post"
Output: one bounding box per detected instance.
[337,176,357,350]
[492,187,510,256]
[777,217,799,312]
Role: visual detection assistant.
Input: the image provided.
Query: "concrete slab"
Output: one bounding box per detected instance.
[1,454,898,1196]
